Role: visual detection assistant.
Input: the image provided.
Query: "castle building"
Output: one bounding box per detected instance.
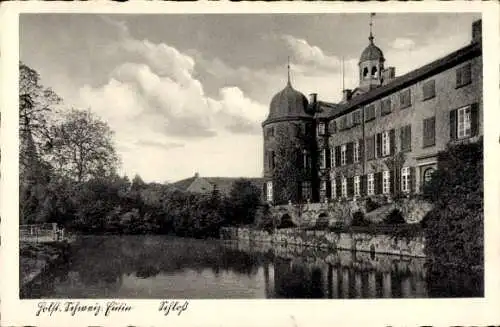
[263,18,482,204]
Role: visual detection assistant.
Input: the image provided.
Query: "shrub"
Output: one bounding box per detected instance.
[351,211,369,227]
[422,142,483,293]
[364,197,380,212]
[384,209,406,224]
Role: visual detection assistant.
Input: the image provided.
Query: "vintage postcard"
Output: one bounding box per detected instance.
[1,1,499,327]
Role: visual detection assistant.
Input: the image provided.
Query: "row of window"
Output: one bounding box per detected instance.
[266,104,478,171]
[265,166,438,202]
[322,167,414,199]
[317,63,473,136]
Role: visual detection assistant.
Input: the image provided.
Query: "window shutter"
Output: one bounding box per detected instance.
[449,110,457,140]
[389,129,396,155]
[471,103,479,136]
[330,120,337,134]
[361,175,367,196]
[326,179,331,198]
[346,142,354,165]
[336,177,342,198]
[375,172,383,195]
[376,133,382,158]
[389,170,395,195]
[347,177,354,197]
[366,136,374,160]
[358,138,364,162]
[335,145,341,167]
[456,68,463,87]
[407,125,412,151]
[326,148,331,168]
[410,167,416,193]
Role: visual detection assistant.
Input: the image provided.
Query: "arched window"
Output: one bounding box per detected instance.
[363,67,369,78]
[423,168,435,184]
[371,66,378,77]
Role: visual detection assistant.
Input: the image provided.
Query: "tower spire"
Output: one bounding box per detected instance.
[287,56,291,85]
[369,13,375,43]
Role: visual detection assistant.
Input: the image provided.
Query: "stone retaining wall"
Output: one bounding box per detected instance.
[220,227,425,258]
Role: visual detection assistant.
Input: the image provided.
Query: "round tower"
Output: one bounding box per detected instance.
[262,66,316,205]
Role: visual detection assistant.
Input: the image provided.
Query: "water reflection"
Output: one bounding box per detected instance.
[26,235,480,299]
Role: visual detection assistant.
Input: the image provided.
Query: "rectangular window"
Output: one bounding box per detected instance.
[341,144,347,166]
[381,98,392,116]
[338,116,347,131]
[382,131,390,156]
[423,116,436,147]
[320,148,327,169]
[265,127,275,138]
[317,122,326,136]
[456,63,472,88]
[401,167,410,193]
[457,106,472,139]
[400,125,412,152]
[366,136,375,160]
[266,181,273,202]
[364,104,376,122]
[352,110,361,126]
[269,151,276,169]
[353,141,360,163]
[382,170,391,195]
[354,176,361,197]
[302,181,312,201]
[367,174,375,196]
[320,180,327,191]
[331,147,336,168]
[399,89,411,109]
[341,177,347,198]
[331,180,337,199]
[423,80,436,100]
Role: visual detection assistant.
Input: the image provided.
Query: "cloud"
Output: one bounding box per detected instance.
[135,139,184,149]
[390,37,416,51]
[282,34,340,70]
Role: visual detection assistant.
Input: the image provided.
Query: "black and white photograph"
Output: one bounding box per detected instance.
[1,2,500,326]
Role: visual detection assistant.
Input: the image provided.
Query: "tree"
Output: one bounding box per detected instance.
[46,109,119,182]
[228,178,261,226]
[19,62,61,160]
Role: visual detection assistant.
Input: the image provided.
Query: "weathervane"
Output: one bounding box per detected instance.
[369,13,376,43]
[287,56,291,85]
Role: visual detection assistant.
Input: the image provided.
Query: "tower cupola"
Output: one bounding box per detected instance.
[358,13,385,90]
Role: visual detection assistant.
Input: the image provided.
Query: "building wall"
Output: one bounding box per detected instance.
[263,119,318,203]
[320,53,482,201]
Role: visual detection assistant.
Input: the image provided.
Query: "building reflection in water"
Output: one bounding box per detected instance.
[252,242,428,299]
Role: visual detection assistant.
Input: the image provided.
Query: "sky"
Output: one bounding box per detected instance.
[19,13,481,183]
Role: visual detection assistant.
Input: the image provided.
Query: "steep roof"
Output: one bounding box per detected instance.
[171,175,265,195]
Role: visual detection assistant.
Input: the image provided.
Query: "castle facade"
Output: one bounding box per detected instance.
[262,19,482,205]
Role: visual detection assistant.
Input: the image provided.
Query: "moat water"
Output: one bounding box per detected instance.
[28,235,482,299]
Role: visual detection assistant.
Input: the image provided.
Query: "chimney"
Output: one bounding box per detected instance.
[382,67,396,85]
[309,93,317,105]
[309,93,318,112]
[472,19,482,44]
[342,89,352,102]
[194,172,199,178]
